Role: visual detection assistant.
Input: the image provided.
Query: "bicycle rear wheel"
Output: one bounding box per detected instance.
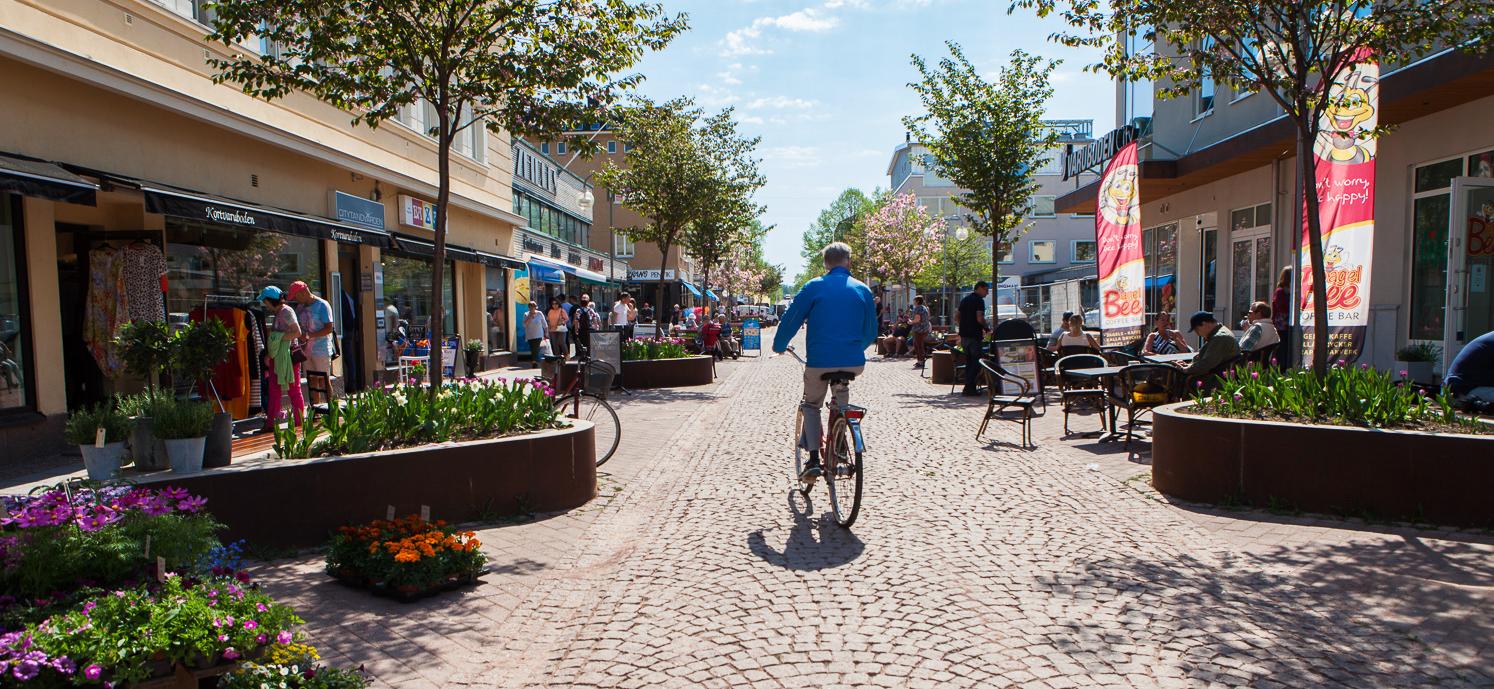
[825,416,863,527]
[792,407,810,497]
[555,392,621,467]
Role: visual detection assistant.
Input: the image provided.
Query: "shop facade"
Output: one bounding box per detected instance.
[1058,49,1494,374]
[0,3,527,457]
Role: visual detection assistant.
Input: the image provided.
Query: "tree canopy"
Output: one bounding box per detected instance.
[859,193,944,291]
[797,188,877,285]
[904,44,1057,288]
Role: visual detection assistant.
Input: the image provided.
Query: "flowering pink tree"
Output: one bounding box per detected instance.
[860,193,944,294]
[720,243,767,306]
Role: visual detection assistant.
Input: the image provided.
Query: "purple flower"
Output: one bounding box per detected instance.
[1233,392,1244,402]
[217,634,228,643]
[176,496,208,513]
[13,659,39,680]
[161,487,189,501]
[1195,380,1204,389]
[140,499,171,517]
[1399,370,1409,378]
[1361,362,1370,370]
[221,647,240,661]
[256,634,268,645]
[52,657,75,675]
[276,631,293,644]
[84,664,103,680]
[1250,371,1259,380]
[255,603,268,613]
[243,620,258,631]
[1270,357,1279,365]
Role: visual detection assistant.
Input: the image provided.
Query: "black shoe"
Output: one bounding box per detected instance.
[913,362,925,369]
[961,388,983,397]
[799,461,823,481]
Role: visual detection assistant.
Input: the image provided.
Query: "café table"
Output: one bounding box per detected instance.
[1140,351,1196,364]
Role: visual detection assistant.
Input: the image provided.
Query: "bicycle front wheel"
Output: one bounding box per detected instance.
[555,392,621,467]
[825,416,863,527]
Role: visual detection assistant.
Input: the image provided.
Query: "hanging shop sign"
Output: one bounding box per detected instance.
[330,190,386,232]
[627,269,677,281]
[1300,52,1378,367]
[398,194,438,232]
[142,185,390,248]
[1063,125,1138,181]
[1095,140,1145,347]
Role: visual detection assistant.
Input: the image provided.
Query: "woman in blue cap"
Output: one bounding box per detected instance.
[258,285,304,426]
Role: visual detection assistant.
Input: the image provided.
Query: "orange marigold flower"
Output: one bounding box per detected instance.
[394,549,421,563]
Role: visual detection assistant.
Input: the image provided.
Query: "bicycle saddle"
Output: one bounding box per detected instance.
[820,371,857,383]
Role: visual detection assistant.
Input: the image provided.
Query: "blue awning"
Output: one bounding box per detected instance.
[1145,274,1175,289]
[527,261,566,284]
[705,289,719,302]
[682,282,703,298]
[530,255,608,283]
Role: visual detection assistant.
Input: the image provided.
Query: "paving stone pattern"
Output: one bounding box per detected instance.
[251,340,1494,688]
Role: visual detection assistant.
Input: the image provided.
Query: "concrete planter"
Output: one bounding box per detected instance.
[143,422,596,548]
[560,355,715,390]
[79,441,127,481]
[930,350,955,384]
[1152,402,1494,528]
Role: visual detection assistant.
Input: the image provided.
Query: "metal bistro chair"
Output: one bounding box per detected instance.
[1055,353,1109,436]
[1245,342,1278,365]
[977,359,1039,448]
[306,370,334,418]
[1108,363,1187,448]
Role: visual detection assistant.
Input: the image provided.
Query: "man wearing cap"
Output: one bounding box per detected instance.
[1180,311,1240,390]
[288,280,336,398]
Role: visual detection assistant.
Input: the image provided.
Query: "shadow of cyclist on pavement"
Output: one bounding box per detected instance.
[746,490,865,571]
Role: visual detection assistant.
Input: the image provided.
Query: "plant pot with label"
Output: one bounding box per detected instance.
[79,442,128,481]
[65,403,132,480]
[155,400,214,475]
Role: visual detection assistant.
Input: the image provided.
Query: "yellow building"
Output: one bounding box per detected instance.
[0,0,530,456]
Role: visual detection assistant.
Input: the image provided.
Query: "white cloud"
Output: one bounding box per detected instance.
[767,8,839,32]
[748,96,819,110]
[763,145,821,169]
[720,6,842,56]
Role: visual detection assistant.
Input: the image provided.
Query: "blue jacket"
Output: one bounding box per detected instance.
[772,266,878,368]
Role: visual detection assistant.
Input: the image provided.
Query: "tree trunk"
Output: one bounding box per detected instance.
[1296,123,1330,378]
[428,116,452,397]
[658,239,672,340]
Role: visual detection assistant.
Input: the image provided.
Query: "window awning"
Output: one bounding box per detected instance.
[527,261,566,284]
[474,251,525,269]
[138,182,391,248]
[529,255,607,284]
[705,289,720,302]
[0,153,97,205]
[682,281,703,298]
[389,233,483,263]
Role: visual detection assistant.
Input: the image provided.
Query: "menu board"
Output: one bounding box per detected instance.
[991,338,1041,396]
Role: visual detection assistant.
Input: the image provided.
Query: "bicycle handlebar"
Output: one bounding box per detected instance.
[778,345,807,365]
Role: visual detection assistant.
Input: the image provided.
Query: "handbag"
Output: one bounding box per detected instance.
[291,342,308,365]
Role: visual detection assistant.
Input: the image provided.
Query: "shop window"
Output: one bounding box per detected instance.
[1200,228,1218,315]
[1071,240,1096,264]
[1409,194,1451,341]
[1029,240,1057,264]
[1143,222,1178,321]
[1196,38,1216,115]
[382,254,456,345]
[485,265,509,352]
[165,222,323,316]
[997,241,1015,265]
[1415,158,1463,193]
[1029,196,1057,218]
[615,233,636,258]
[0,196,31,413]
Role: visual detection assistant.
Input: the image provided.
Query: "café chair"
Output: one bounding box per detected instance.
[1245,342,1278,365]
[977,359,1039,449]
[306,370,334,418]
[1055,353,1109,436]
[1107,364,1187,448]
[1058,344,1096,359]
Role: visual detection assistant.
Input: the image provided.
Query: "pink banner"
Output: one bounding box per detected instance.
[1301,54,1378,366]
[1096,141,1145,347]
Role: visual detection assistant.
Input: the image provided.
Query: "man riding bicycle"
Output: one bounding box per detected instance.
[772,242,878,481]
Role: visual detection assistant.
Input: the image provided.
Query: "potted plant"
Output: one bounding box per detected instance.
[153,398,214,474]
[118,390,171,471]
[171,320,236,467]
[65,402,132,480]
[463,338,485,376]
[115,320,174,393]
[1395,342,1441,384]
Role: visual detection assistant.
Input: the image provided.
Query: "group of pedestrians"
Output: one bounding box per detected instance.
[256,280,336,426]
[522,292,646,366]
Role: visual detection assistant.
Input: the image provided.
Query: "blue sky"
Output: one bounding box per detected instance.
[627,0,1116,284]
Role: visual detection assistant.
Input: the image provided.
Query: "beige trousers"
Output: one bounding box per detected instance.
[799,365,863,452]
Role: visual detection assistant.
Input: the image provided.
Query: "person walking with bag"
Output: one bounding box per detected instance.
[523,301,548,368]
[258,286,304,426]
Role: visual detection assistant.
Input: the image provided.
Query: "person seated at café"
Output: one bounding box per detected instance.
[1237,301,1281,361]
[1445,329,1494,411]
[701,315,723,359]
[890,313,913,357]
[1047,311,1075,348]
[1048,313,1101,356]
[714,314,742,359]
[1180,311,1240,391]
[639,301,655,323]
[1142,311,1191,355]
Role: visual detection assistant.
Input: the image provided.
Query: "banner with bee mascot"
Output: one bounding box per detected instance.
[1096,141,1145,347]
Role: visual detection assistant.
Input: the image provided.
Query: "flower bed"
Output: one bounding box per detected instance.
[219,643,368,689]
[560,355,715,390]
[274,378,561,459]
[325,515,486,601]
[621,338,690,361]
[1187,361,1488,435]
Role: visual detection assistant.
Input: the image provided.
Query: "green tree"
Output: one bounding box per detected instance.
[207,0,685,392]
[1009,0,1486,374]
[917,229,987,323]
[682,115,767,313]
[904,44,1057,291]
[798,188,876,283]
[596,97,750,317]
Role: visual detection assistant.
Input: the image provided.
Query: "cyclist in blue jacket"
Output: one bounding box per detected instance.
[772,242,878,479]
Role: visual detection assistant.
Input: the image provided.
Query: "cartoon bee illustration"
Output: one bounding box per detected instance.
[1099,163,1138,227]
[1324,245,1345,270]
[1115,275,1129,292]
[1316,62,1379,164]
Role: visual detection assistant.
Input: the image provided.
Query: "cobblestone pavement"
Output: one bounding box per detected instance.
[251,339,1494,688]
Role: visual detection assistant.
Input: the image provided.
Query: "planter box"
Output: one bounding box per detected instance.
[560,355,714,390]
[1152,402,1494,528]
[930,350,955,384]
[140,422,596,548]
[328,566,487,603]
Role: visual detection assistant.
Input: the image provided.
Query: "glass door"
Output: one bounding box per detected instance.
[1229,235,1272,328]
[1443,177,1494,371]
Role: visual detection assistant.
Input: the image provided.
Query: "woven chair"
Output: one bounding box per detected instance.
[977,359,1039,448]
[1056,353,1108,436]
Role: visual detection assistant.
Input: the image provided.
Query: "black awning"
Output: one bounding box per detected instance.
[141,184,391,248]
[474,251,525,269]
[389,233,482,264]
[0,153,97,205]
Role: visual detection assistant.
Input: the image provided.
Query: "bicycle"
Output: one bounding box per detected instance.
[783,346,865,528]
[543,353,622,467]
